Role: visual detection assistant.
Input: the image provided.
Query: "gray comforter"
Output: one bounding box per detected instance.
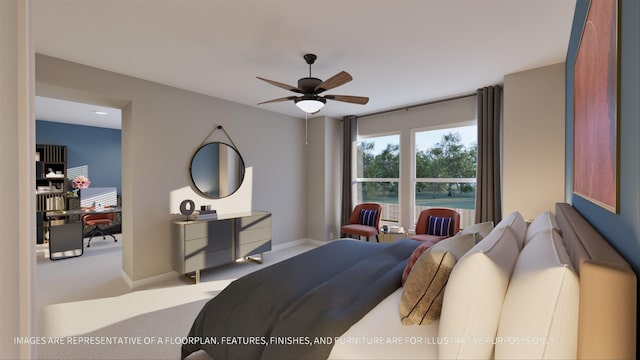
[182,239,419,360]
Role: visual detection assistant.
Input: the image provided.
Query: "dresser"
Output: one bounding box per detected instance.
[173,211,271,283]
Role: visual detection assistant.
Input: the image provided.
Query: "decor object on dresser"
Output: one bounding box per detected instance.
[340,202,382,242]
[173,211,271,283]
[179,199,195,217]
[410,207,460,242]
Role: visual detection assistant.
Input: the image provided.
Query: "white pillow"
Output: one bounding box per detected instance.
[524,211,560,246]
[495,230,579,359]
[494,211,527,249]
[438,226,520,359]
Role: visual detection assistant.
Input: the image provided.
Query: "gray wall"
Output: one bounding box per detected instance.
[36,54,307,284]
[306,116,342,241]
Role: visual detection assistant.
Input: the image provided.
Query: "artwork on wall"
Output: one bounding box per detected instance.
[573,0,619,213]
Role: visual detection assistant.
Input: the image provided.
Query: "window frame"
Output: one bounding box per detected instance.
[410,124,477,227]
[353,131,401,224]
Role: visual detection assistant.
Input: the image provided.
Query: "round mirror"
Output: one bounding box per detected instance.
[190,142,245,199]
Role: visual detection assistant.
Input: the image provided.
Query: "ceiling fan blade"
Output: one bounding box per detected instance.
[324,94,369,105]
[257,96,298,105]
[256,77,303,94]
[314,71,352,94]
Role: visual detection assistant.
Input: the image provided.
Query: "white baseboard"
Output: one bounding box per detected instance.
[121,269,180,289]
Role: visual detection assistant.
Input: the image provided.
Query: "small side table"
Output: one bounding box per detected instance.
[380,226,409,243]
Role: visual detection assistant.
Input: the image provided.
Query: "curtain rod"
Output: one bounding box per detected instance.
[358,92,477,119]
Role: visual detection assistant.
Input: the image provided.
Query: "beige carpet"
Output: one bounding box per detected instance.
[35,235,316,359]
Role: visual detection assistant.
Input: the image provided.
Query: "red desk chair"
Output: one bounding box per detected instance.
[83,211,117,247]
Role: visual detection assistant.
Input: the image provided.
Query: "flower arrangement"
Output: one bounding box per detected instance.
[71,175,91,189]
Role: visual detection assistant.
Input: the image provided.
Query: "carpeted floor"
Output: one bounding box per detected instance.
[35,235,317,359]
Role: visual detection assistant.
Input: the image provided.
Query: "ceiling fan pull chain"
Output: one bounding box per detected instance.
[304,113,309,145]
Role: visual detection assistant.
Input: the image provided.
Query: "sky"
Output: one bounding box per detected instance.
[359,125,477,154]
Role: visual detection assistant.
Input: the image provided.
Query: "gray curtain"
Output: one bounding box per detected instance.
[475,86,502,224]
[341,115,357,227]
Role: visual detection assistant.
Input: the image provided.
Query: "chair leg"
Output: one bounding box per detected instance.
[86,225,117,248]
[86,226,97,247]
[376,235,379,242]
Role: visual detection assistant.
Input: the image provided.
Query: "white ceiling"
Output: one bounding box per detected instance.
[32,0,577,126]
[35,96,122,129]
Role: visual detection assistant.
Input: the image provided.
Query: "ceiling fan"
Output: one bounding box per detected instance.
[257,53,369,114]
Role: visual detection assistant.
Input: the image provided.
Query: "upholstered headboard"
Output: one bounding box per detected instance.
[555,203,637,359]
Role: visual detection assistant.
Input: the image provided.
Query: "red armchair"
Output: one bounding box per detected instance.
[410,208,460,243]
[341,203,383,242]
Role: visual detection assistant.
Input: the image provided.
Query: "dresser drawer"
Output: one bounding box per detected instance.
[173,212,271,279]
[236,213,271,229]
[184,219,232,240]
[237,239,271,258]
[184,248,233,273]
[237,226,271,245]
[185,236,230,254]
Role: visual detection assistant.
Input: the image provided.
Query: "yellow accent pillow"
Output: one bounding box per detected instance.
[399,233,476,325]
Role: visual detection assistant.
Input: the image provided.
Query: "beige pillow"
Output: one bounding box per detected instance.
[524,210,560,246]
[399,233,476,325]
[495,230,579,359]
[431,232,477,258]
[494,211,527,249]
[460,221,495,242]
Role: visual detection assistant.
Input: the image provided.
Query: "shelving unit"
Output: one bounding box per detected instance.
[35,144,67,243]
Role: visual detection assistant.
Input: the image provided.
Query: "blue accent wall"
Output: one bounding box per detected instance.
[36,120,122,194]
[566,0,640,272]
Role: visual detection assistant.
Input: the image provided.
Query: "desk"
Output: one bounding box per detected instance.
[44,207,121,260]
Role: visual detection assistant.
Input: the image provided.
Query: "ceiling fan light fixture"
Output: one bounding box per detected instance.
[295,96,326,113]
[257,53,368,114]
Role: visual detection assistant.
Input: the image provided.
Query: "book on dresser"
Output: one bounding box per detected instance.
[195,209,217,220]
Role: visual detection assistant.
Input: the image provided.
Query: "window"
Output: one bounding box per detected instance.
[355,134,400,223]
[414,125,477,227]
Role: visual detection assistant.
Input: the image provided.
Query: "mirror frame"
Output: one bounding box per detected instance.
[189,142,245,199]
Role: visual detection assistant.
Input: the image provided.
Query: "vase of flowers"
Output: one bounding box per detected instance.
[71,175,90,197]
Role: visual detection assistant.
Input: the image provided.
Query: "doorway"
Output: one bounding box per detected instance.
[35,96,123,254]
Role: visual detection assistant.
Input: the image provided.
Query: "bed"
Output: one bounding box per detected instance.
[182,203,637,359]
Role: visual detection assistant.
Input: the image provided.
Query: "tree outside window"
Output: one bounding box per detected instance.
[356,134,400,223]
[415,126,477,227]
